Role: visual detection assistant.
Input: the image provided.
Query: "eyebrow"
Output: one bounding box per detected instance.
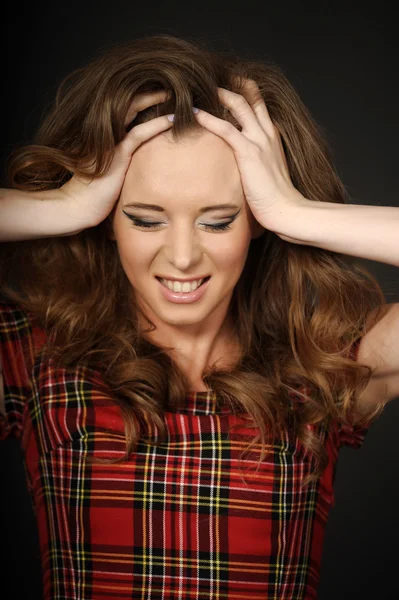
[123,202,240,214]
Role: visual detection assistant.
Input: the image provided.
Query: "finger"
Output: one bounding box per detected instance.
[121,114,174,155]
[192,108,252,157]
[238,79,276,138]
[124,90,172,127]
[251,101,290,179]
[216,87,266,144]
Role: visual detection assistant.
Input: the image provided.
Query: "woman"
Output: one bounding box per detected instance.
[1,34,398,599]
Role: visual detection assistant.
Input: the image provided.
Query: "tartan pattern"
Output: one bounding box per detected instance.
[0,301,374,599]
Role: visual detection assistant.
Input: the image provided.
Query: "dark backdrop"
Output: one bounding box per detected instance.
[2,2,398,599]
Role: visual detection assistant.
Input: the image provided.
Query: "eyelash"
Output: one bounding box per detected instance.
[125,215,234,231]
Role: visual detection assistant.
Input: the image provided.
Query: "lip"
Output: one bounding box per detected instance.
[155,275,210,283]
[156,276,211,303]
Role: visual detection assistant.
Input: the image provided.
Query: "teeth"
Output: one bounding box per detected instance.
[160,278,205,292]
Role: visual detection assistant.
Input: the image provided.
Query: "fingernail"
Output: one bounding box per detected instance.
[193,107,199,113]
[167,114,175,122]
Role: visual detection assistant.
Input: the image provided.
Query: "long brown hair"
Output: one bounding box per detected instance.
[1,34,386,487]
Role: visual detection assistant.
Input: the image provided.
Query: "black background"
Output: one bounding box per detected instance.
[2,1,398,599]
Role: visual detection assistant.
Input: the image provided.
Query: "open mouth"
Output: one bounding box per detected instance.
[155,276,211,290]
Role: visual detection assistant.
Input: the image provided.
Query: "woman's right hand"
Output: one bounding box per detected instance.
[60,90,174,227]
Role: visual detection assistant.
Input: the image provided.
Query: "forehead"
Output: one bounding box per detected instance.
[123,129,243,203]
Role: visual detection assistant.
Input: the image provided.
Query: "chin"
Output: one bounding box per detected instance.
[158,311,208,326]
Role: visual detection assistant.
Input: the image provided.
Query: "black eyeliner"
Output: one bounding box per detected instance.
[122,207,241,225]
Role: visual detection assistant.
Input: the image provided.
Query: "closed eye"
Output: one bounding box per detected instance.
[123,211,239,232]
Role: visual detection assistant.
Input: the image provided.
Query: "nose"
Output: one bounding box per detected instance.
[166,223,202,271]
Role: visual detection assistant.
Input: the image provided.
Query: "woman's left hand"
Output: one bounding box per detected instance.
[193,80,306,230]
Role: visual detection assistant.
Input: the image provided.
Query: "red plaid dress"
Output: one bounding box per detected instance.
[0,301,376,599]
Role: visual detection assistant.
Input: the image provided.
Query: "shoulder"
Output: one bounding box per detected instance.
[0,300,47,407]
[355,302,399,414]
[0,301,45,426]
[0,300,31,332]
[0,299,46,355]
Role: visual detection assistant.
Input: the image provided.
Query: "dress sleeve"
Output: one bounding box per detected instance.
[336,337,384,450]
[0,301,46,440]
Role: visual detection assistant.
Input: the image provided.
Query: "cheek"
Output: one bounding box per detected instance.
[114,229,153,279]
[212,230,251,268]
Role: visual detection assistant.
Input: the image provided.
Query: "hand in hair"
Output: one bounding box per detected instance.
[60,90,174,228]
[192,79,306,231]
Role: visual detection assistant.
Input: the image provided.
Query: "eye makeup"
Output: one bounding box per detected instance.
[122,209,240,232]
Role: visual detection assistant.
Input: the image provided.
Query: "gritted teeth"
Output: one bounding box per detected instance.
[157,276,210,292]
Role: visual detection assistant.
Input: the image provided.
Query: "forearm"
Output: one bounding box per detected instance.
[271,199,399,268]
[0,188,93,242]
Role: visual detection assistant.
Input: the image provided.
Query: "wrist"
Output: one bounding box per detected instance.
[264,192,310,241]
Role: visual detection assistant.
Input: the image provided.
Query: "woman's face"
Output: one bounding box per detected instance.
[112,129,264,332]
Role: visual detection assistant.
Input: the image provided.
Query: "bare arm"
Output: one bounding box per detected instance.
[0,188,95,241]
[272,199,399,268]
[0,90,174,243]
